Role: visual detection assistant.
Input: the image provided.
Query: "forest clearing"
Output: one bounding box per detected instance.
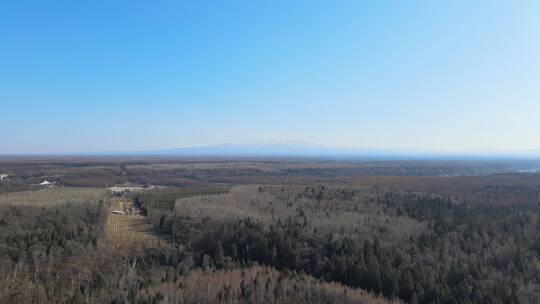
[106,196,165,249]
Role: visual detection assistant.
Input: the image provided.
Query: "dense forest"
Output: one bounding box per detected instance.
[1,159,540,303]
[141,185,540,304]
[0,186,394,303]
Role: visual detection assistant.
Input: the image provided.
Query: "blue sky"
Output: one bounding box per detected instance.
[1,1,539,154]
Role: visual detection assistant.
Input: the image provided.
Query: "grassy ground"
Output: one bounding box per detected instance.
[105,213,163,249]
[106,196,166,249]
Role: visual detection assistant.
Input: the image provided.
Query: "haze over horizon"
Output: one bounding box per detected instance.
[3,141,540,159]
[1,1,539,154]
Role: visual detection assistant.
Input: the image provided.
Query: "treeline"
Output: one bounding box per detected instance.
[131,187,229,216]
[139,266,397,304]
[6,159,540,192]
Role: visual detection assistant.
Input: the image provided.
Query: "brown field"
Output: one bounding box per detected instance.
[0,187,106,206]
[105,213,164,249]
[106,196,167,249]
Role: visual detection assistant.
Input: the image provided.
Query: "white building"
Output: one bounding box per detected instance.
[107,185,145,195]
[39,180,55,186]
[0,174,8,181]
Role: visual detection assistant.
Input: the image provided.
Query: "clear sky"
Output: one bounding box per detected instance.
[1,1,539,154]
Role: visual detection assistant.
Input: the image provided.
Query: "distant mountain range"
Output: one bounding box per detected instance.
[83,141,540,160]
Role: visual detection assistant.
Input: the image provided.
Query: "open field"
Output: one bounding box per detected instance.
[106,213,163,249]
[0,187,106,205]
[105,195,166,249]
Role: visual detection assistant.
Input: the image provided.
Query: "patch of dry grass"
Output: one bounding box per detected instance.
[106,213,165,249]
[0,187,106,206]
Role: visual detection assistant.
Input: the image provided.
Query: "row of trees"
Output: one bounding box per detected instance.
[139,266,396,304]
